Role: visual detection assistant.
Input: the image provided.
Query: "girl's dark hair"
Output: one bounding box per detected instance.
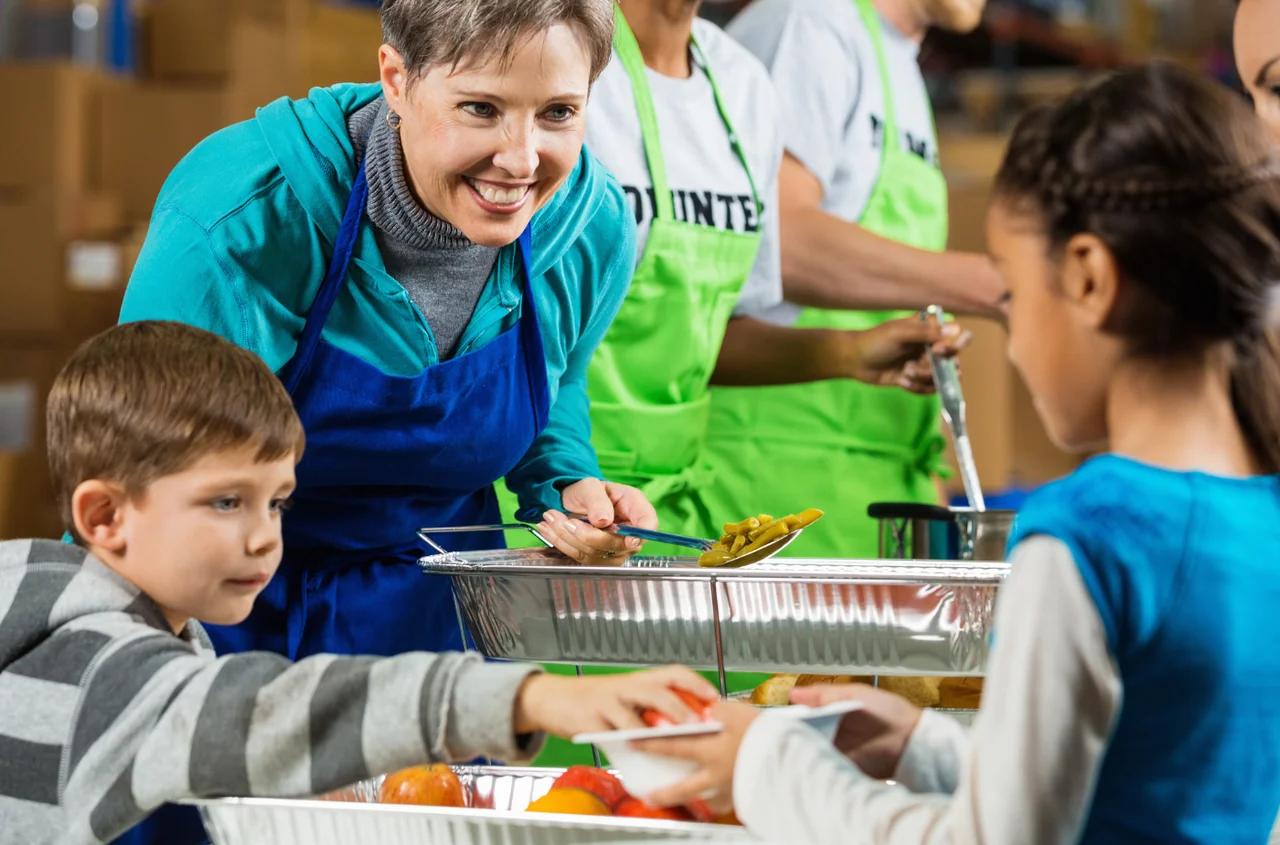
[994,61,1280,472]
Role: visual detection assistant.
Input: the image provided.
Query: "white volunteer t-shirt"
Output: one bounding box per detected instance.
[585,18,784,317]
[729,0,939,224]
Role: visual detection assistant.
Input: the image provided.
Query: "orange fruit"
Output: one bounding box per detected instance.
[526,787,612,816]
[550,766,629,810]
[378,764,465,807]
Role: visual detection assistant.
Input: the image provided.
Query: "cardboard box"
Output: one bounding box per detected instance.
[0,63,100,196]
[146,0,307,81]
[221,22,302,119]
[94,81,229,221]
[0,447,62,540]
[299,3,385,91]
[0,194,130,338]
[0,342,68,540]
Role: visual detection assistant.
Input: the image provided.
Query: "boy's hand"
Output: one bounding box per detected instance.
[513,667,719,737]
[847,317,970,393]
[630,700,761,814]
[789,683,922,779]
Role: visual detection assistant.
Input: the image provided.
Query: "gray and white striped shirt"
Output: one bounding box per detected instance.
[0,540,541,845]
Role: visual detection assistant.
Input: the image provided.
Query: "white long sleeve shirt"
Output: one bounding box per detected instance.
[733,535,1280,843]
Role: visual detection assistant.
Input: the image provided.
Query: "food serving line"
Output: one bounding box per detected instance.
[189,314,1017,843]
[189,504,1013,845]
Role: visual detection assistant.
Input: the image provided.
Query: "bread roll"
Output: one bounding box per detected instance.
[750,674,799,706]
[795,674,856,687]
[937,677,984,710]
[877,676,942,708]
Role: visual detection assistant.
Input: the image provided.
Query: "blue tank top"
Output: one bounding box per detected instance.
[1008,455,1280,844]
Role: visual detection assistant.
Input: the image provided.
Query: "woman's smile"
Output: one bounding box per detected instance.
[464,176,534,213]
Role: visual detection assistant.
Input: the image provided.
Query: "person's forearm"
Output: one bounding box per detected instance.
[505,380,601,522]
[711,317,855,386]
[892,709,972,794]
[780,206,1005,317]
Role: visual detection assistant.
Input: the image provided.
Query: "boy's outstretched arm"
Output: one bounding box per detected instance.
[62,636,537,844]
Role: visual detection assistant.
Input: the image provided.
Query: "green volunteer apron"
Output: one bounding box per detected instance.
[527,6,771,767]
[702,0,950,562]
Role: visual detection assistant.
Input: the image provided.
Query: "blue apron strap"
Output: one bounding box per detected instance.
[282,160,371,395]
[514,225,549,432]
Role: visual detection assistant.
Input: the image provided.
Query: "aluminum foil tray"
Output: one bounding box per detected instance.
[194,766,751,845]
[421,551,1007,676]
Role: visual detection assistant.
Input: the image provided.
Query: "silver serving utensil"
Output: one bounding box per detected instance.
[921,306,985,512]
[564,513,806,567]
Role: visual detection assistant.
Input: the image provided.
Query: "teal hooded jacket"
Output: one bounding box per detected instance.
[119,84,637,521]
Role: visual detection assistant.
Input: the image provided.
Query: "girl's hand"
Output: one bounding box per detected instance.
[539,478,658,565]
[513,667,719,736]
[789,683,922,779]
[630,700,761,815]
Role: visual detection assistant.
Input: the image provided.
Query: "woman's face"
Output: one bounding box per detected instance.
[1235,0,1280,144]
[380,24,592,248]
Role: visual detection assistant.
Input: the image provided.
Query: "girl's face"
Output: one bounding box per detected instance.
[1235,0,1280,145]
[379,24,592,248]
[986,201,1121,455]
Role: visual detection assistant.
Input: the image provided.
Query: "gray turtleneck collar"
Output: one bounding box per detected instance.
[347,98,498,359]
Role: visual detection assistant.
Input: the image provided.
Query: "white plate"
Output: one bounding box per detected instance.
[763,700,865,739]
[569,700,864,799]
[572,720,726,746]
[571,720,724,799]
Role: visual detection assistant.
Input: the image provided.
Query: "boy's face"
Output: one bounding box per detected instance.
[108,447,297,634]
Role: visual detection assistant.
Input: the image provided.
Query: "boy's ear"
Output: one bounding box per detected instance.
[72,480,128,552]
[1060,233,1119,329]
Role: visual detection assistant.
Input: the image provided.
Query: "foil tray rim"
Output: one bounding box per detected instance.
[419,554,1009,584]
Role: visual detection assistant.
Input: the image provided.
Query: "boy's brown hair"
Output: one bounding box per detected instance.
[48,321,306,539]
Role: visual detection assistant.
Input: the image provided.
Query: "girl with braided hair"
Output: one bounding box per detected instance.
[626,61,1280,845]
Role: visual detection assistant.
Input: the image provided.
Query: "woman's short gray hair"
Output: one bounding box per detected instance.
[381,0,615,84]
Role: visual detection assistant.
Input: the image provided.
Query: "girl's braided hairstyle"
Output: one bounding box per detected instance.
[994,61,1280,472]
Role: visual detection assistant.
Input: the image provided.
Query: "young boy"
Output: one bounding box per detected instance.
[0,321,715,845]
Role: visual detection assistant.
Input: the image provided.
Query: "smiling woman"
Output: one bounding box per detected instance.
[378,0,613,246]
[113,2,649,840]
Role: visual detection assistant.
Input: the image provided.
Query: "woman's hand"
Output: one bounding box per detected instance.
[538,478,658,564]
[847,317,970,394]
[513,666,719,737]
[789,682,922,779]
[631,699,760,815]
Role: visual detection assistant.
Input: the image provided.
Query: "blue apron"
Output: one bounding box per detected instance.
[117,160,551,845]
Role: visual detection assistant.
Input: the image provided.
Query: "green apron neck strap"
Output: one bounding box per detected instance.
[852,0,897,141]
[689,34,762,215]
[612,4,762,219]
[613,5,675,221]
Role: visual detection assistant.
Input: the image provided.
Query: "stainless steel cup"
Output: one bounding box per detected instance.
[868,502,1016,562]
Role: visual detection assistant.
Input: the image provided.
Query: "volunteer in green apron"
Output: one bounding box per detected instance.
[711,0,993,559]
[520,4,771,767]
[517,1,968,768]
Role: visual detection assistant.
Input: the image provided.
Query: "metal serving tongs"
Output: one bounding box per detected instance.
[561,513,807,568]
[920,305,985,512]
[416,520,801,567]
